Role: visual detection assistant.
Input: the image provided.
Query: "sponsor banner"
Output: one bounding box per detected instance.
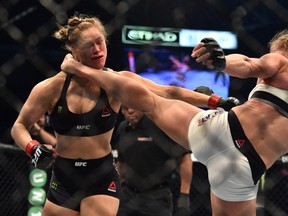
[179,29,237,49]
[122,25,237,49]
[122,25,180,46]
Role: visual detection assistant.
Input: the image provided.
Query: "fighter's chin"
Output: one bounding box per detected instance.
[88,61,105,69]
[92,57,106,69]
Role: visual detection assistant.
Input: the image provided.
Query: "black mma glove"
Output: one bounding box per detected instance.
[174,193,190,216]
[25,140,57,170]
[194,86,214,96]
[208,94,241,111]
[201,38,226,71]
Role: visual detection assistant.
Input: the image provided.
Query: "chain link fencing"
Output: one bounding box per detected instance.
[1,144,288,215]
[1,0,288,215]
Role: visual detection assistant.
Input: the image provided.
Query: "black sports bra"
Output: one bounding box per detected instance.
[49,74,118,136]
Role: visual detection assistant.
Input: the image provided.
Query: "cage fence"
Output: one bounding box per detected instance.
[1,0,288,215]
[0,144,288,215]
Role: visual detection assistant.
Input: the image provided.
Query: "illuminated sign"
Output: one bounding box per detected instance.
[122,25,237,49]
[179,29,237,49]
[122,25,180,46]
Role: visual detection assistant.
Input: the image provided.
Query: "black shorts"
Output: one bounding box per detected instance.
[228,110,266,184]
[117,183,173,216]
[46,153,121,211]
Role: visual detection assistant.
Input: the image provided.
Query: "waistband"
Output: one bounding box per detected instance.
[251,91,288,117]
[54,153,113,168]
[228,110,266,184]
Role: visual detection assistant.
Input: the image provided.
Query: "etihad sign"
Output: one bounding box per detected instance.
[123,26,179,46]
[122,25,237,49]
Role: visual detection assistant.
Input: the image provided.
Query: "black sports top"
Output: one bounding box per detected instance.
[249,84,288,117]
[49,74,118,136]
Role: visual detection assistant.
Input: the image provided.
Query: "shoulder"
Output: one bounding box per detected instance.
[259,52,288,66]
[266,53,288,75]
[247,53,287,79]
[34,72,66,90]
[29,72,67,109]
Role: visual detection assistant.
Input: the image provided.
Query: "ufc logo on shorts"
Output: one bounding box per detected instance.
[75,162,87,167]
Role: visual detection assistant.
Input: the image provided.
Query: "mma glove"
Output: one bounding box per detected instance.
[208,94,241,111]
[200,38,226,71]
[194,86,214,96]
[174,193,190,216]
[25,140,57,170]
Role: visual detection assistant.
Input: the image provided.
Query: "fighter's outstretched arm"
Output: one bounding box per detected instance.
[191,38,282,79]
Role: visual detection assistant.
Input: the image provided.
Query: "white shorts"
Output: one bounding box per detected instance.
[188,109,258,202]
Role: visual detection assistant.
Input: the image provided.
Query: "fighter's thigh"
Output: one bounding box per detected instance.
[210,192,256,216]
[147,97,201,146]
[80,195,119,216]
[41,199,79,216]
